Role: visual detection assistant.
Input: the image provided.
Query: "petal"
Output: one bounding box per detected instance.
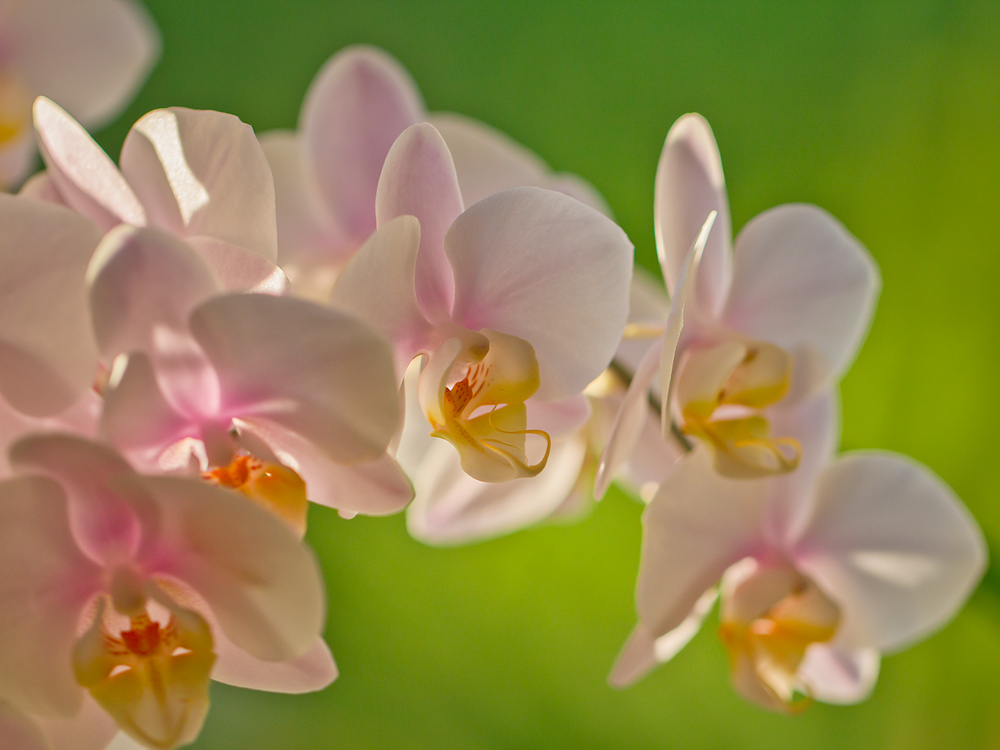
[301,46,423,245]
[0,702,48,750]
[0,390,101,477]
[654,114,732,315]
[429,112,548,206]
[0,475,102,717]
[723,204,880,383]
[0,130,36,191]
[235,418,414,517]
[6,0,158,127]
[609,588,718,687]
[658,211,717,436]
[121,475,327,662]
[406,434,586,545]
[637,448,768,636]
[87,225,219,360]
[447,187,633,400]
[544,172,613,216]
[185,236,290,295]
[794,452,987,652]
[9,434,144,568]
[595,337,663,499]
[259,131,350,274]
[798,645,879,705]
[212,634,337,695]
[189,294,401,463]
[120,108,278,262]
[34,695,120,750]
[32,97,145,229]
[0,195,101,416]
[17,171,66,204]
[329,215,434,373]
[376,123,464,322]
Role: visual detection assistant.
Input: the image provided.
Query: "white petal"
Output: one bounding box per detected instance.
[259,131,350,272]
[794,452,987,652]
[0,701,48,750]
[87,225,219,360]
[654,114,732,315]
[34,695,119,750]
[595,338,662,499]
[32,97,145,229]
[301,46,423,244]
[329,215,434,373]
[637,448,768,636]
[446,187,633,399]
[120,108,278,262]
[798,645,880,705]
[212,634,337,695]
[376,123,464,322]
[185,236,290,295]
[123,475,327,662]
[0,195,101,416]
[236,418,414,517]
[0,130,37,191]
[7,0,158,127]
[406,434,586,545]
[0,390,101,477]
[609,588,717,687]
[723,204,880,384]
[190,294,401,463]
[429,112,548,206]
[0,476,101,717]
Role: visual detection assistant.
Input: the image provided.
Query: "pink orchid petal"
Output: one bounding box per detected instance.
[723,204,880,383]
[0,475,101,717]
[259,131,351,274]
[0,702,48,750]
[7,0,158,127]
[35,695,120,750]
[376,123,464,322]
[429,112,548,206]
[330,215,434,373]
[0,390,101,477]
[236,418,414,517]
[213,634,337,695]
[17,171,67,204]
[798,645,880,705]
[446,187,633,400]
[0,131,37,190]
[87,225,220,360]
[655,114,732,315]
[302,46,423,245]
[526,394,591,439]
[190,294,401,463]
[9,434,142,567]
[185,236,291,295]
[406,435,586,546]
[32,97,145,229]
[121,475,326,662]
[637,448,768,636]
[0,195,101,416]
[794,452,986,652]
[595,338,663,499]
[99,353,193,464]
[120,108,278,262]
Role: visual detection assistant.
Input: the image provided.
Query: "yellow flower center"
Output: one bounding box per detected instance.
[676,339,800,478]
[718,566,840,712]
[0,69,29,147]
[73,591,215,750]
[419,330,551,483]
[202,455,308,537]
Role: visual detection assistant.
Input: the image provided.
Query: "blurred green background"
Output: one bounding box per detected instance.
[93,1,1000,747]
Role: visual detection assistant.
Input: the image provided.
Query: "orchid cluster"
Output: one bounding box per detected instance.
[0,5,988,749]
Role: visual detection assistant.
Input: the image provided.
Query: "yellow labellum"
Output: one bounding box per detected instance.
[202,455,308,537]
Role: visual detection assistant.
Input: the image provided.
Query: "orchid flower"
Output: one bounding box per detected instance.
[609,394,986,711]
[331,121,632,497]
[596,114,879,494]
[0,0,158,190]
[0,434,334,750]
[86,224,410,527]
[25,97,286,293]
[260,45,609,299]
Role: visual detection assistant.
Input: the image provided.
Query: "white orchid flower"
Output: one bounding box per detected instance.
[0,0,158,190]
